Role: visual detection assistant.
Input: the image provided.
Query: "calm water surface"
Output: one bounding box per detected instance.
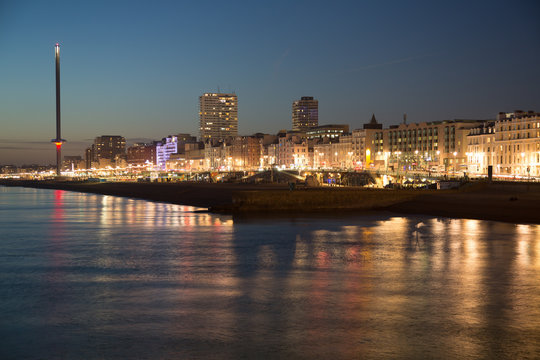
[1,186,539,359]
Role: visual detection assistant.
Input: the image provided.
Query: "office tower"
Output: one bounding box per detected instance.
[292,96,318,131]
[199,93,238,141]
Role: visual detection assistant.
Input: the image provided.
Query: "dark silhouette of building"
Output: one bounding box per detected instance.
[127,143,157,166]
[86,135,126,168]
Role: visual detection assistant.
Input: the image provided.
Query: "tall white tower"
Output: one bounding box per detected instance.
[51,43,66,176]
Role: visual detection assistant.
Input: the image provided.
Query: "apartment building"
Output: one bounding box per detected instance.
[199,93,238,141]
[292,97,318,131]
[494,111,540,176]
[371,120,486,172]
[466,122,496,174]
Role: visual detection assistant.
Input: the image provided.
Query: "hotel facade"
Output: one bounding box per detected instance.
[365,119,486,173]
[366,111,540,177]
[467,111,540,177]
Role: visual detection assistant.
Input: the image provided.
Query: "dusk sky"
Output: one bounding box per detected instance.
[1,0,539,165]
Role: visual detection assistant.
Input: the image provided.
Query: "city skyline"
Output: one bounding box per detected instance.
[1,0,539,165]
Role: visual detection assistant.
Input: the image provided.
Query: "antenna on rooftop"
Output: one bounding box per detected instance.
[403,113,407,124]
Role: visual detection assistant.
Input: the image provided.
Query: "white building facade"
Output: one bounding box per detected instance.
[156,136,179,169]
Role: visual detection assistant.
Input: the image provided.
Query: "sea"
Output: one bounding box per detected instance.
[1,186,539,359]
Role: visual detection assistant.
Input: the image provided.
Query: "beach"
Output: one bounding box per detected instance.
[1,179,539,224]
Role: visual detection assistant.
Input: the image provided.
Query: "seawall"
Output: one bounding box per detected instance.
[219,188,420,213]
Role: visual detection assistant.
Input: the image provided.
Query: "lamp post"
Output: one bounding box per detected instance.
[521,152,525,177]
[395,151,401,180]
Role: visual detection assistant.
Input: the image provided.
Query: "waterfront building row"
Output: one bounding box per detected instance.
[70,111,540,178]
[467,111,540,177]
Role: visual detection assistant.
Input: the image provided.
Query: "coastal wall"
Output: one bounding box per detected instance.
[227,189,421,213]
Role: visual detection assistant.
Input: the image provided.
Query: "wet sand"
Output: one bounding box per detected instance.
[386,188,540,224]
[1,180,539,224]
[0,180,288,208]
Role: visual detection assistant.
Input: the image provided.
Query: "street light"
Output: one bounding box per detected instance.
[395,151,402,178]
[521,152,525,176]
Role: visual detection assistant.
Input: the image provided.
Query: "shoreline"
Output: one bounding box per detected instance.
[1,179,539,224]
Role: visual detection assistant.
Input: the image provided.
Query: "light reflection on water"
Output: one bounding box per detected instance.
[0,186,539,359]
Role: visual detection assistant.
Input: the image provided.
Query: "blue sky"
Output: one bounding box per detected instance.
[1,0,539,165]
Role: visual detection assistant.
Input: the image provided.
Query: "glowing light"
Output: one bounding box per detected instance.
[55,142,63,150]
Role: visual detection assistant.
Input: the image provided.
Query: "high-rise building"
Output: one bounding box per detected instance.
[93,136,126,160]
[292,96,318,131]
[199,93,238,141]
[85,145,94,169]
[90,135,126,168]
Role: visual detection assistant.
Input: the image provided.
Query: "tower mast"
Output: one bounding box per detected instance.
[51,43,66,176]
